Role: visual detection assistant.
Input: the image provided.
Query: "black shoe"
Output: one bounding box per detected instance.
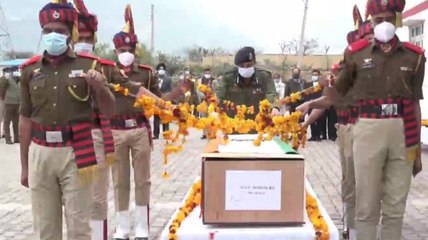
[134,238,149,240]
[330,137,337,141]
[201,135,207,139]
[114,238,129,240]
[308,137,316,142]
[5,140,13,145]
[321,135,327,140]
[153,136,159,140]
[316,137,322,142]
[14,140,19,143]
[342,229,349,239]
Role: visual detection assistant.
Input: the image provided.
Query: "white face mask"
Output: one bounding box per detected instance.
[74,43,94,54]
[238,67,255,78]
[179,75,184,80]
[42,32,68,56]
[374,21,396,43]
[311,75,319,82]
[185,70,190,75]
[158,69,166,76]
[118,52,135,67]
[204,74,211,79]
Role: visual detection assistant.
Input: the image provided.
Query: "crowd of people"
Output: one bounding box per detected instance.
[6,0,424,240]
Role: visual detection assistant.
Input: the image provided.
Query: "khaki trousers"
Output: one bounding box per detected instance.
[29,143,93,240]
[337,124,356,230]
[91,129,110,220]
[353,118,413,240]
[4,104,19,141]
[112,128,151,211]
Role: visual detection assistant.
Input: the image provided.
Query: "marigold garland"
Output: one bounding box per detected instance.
[422,119,428,127]
[306,191,330,240]
[112,81,321,178]
[167,180,330,240]
[168,179,201,240]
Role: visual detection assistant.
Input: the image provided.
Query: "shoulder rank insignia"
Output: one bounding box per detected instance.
[76,52,99,60]
[20,55,42,69]
[402,42,425,56]
[98,58,116,66]
[138,64,153,71]
[347,39,370,54]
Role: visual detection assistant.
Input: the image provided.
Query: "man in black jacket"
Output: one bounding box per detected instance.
[153,63,172,139]
[284,67,311,113]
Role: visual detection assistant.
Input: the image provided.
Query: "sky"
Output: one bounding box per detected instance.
[0,0,423,55]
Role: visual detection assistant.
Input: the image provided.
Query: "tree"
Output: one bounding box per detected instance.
[324,45,330,70]
[185,45,204,62]
[94,43,117,61]
[282,38,319,56]
[136,43,155,66]
[155,51,186,76]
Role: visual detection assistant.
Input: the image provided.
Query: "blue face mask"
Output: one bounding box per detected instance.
[42,32,68,56]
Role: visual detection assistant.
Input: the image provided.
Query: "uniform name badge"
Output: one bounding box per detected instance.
[381,104,398,116]
[46,131,63,143]
[69,70,84,78]
[125,119,137,128]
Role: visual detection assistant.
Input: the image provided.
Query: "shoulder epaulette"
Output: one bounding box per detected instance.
[347,39,370,54]
[76,52,99,61]
[138,64,153,71]
[403,42,425,56]
[20,55,42,69]
[98,58,116,66]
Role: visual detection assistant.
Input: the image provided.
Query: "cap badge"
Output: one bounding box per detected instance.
[381,0,388,6]
[53,11,60,19]
[125,37,130,43]
[249,52,253,60]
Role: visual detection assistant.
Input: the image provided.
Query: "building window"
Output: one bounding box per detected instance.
[409,23,424,47]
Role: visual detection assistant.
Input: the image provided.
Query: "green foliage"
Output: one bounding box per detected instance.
[94,43,117,61]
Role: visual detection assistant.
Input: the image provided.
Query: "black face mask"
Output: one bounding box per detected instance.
[292,74,300,79]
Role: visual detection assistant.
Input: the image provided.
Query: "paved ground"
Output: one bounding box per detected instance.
[1,127,428,240]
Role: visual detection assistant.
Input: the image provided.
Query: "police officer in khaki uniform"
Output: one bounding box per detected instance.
[73,0,129,239]
[298,6,374,239]
[0,67,20,144]
[19,1,115,239]
[216,46,279,118]
[321,0,425,239]
[111,5,160,240]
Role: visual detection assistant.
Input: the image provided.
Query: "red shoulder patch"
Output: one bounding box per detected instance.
[403,42,425,56]
[20,55,42,69]
[76,52,99,60]
[347,39,370,54]
[98,58,116,66]
[138,64,153,71]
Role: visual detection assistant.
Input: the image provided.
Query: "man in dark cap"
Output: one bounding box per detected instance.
[216,46,279,118]
[19,0,115,239]
[319,0,425,239]
[153,62,171,139]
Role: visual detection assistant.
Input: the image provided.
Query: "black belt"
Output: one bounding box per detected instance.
[31,128,73,142]
[110,115,148,128]
[359,103,403,118]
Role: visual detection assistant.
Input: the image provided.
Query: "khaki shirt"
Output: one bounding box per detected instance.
[216,68,276,118]
[20,50,109,126]
[0,76,21,104]
[336,40,426,101]
[113,63,161,115]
